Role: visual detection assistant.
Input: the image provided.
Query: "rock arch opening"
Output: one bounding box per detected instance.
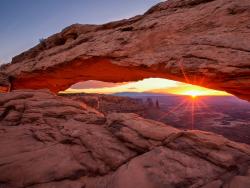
[61,78,230,97]
[3,57,248,102]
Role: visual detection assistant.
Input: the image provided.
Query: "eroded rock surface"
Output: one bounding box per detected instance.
[60,93,145,115]
[0,0,250,100]
[0,90,250,188]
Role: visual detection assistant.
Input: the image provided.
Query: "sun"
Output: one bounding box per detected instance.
[191,94,197,99]
[184,90,202,98]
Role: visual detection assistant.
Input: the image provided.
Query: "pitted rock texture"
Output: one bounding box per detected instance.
[0,90,250,188]
[0,0,250,100]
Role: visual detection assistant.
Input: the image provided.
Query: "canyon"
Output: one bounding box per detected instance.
[62,93,250,145]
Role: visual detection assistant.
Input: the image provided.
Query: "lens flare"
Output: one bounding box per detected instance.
[183,90,203,98]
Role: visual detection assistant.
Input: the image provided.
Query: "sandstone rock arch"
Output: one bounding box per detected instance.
[0,0,249,100]
[1,1,250,187]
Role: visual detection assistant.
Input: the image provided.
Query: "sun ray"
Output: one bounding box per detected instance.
[191,98,195,129]
[177,59,190,84]
[157,99,188,121]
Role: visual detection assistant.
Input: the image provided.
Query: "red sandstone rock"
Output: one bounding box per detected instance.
[0,0,249,100]
[0,90,250,188]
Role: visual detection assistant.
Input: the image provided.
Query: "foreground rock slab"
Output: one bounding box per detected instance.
[0,90,250,188]
[0,0,250,101]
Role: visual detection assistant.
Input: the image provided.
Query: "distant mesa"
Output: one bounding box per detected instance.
[112,92,174,97]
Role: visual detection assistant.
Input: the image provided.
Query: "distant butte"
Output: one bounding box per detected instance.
[0,0,249,101]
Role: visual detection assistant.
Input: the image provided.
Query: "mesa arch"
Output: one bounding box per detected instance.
[0,0,249,100]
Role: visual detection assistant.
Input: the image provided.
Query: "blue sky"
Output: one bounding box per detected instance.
[0,0,161,64]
